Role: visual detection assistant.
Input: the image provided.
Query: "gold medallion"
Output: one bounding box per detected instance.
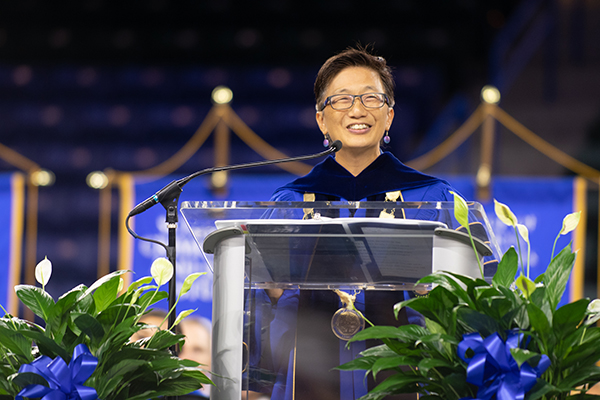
[331,289,365,341]
[331,307,365,341]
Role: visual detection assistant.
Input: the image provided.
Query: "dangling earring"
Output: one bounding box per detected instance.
[383,130,390,144]
[323,133,332,147]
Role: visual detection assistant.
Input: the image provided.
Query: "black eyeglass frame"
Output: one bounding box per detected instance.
[317,92,391,111]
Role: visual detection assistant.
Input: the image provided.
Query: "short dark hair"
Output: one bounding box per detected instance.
[314,45,395,109]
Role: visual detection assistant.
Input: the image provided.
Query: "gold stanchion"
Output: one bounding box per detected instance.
[97,183,113,278]
[117,173,134,288]
[212,104,231,196]
[476,102,497,201]
[571,176,587,301]
[23,178,38,321]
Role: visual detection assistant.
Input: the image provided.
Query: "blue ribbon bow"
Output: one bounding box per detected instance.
[457,331,550,400]
[16,343,99,400]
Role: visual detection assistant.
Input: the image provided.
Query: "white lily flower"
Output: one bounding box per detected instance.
[35,257,52,288]
[494,199,518,227]
[560,211,581,236]
[151,257,174,287]
[588,299,600,314]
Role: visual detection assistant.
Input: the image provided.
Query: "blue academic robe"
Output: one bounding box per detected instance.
[247,152,459,400]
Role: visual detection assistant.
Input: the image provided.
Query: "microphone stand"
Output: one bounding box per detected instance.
[125,140,342,347]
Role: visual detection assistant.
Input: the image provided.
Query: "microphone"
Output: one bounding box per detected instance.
[128,140,343,217]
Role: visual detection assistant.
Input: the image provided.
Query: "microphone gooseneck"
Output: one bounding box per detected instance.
[124,139,342,360]
[128,140,343,217]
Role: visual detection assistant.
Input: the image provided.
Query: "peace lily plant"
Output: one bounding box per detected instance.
[338,195,600,400]
[0,257,212,400]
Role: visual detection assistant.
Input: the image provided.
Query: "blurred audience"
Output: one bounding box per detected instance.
[130,309,168,342]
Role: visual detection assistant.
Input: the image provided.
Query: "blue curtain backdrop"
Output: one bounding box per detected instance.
[0,172,23,315]
[129,173,582,321]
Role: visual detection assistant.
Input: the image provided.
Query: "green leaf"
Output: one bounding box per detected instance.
[74,314,105,343]
[179,273,205,297]
[553,298,589,340]
[53,285,86,316]
[93,275,121,313]
[493,247,519,288]
[146,330,184,351]
[372,356,418,377]
[396,286,459,329]
[359,344,400,358]
[524,379,556,400]
[79,270,129,302]
[419,272,473,307]
[556,364,600,390]
[336,355,378,371]
[509,348,540,368]
[94,359,149,399]
[545,245,576,311]
[527,302,550,333]
[14,285,55,321]
[516,274,536,298]
[172,309,196,327]
[457,308,502,338]
[417,358,454,374]
[9,371,49,388]
[561,327,600,369]
[127,276,153,294]
[423,320,455,358]
[125,368,209,400]
[370,372,422,394]
[17,330,69,360]
[74,288,95,315]
[96,303,142,326]
[349,325,428,343]
[138,291,169,311]
[0,323,34,361]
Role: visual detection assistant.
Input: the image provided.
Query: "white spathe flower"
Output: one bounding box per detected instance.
[449,191,469,229]
[517,223,529,244]
[151,257,174,287]
[494,199,518,227]
[588,299,600,314]
[35,256,52,287]
[560,211,581,236]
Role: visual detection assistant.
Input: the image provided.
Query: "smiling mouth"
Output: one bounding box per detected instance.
[347,123,371,130]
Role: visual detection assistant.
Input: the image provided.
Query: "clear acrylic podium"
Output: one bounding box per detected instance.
[181,201,500,400]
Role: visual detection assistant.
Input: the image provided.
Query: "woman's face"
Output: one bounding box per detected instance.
[316,66,394,155]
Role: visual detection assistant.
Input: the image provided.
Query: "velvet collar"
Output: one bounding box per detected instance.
[273,152,447,201]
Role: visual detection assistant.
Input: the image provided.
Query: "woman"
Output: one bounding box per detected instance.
[271,46,455,207]
[247,46,459,400]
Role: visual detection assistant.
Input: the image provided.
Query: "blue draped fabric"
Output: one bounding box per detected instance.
[0,172,23,316]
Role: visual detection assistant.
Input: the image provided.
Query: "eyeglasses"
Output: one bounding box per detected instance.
[318,92,390,111]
